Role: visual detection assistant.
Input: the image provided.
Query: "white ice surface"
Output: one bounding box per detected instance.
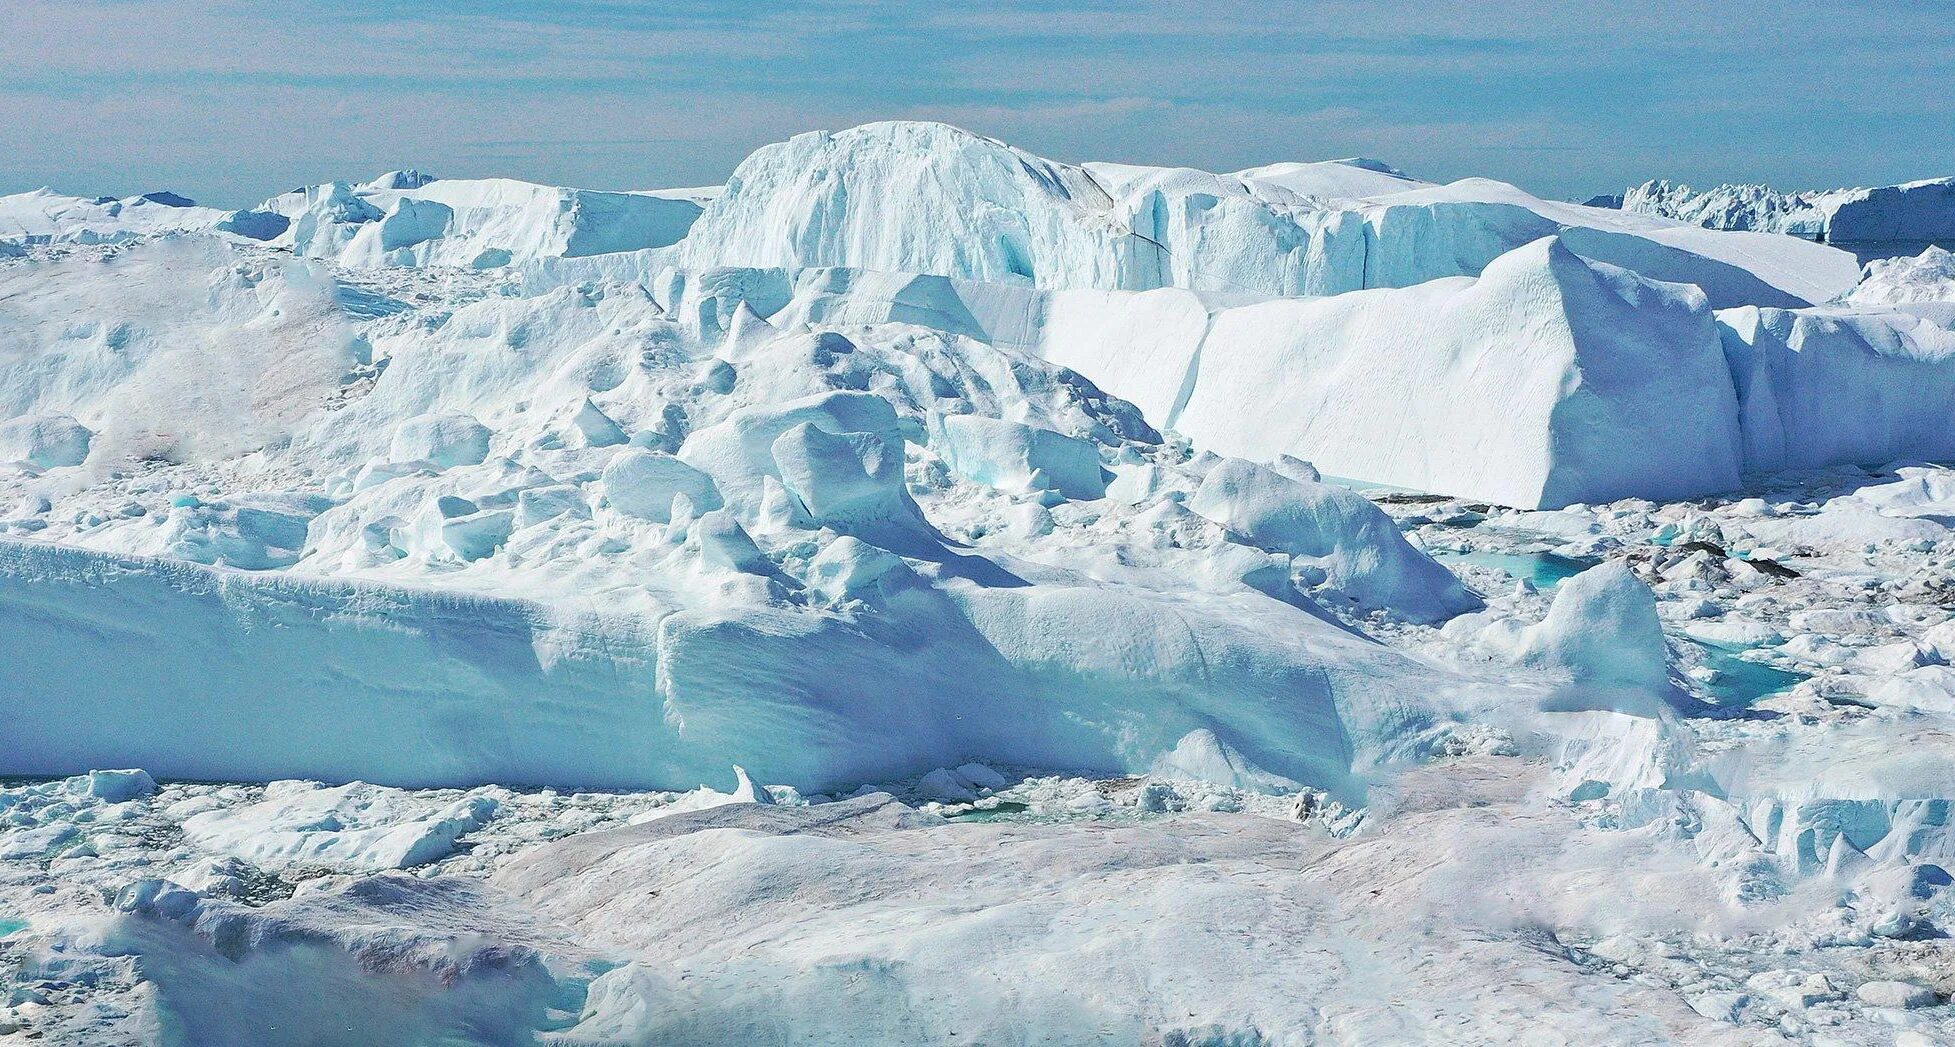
[3,123,1955,1046]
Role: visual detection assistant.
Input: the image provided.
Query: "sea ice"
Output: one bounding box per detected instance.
[4,119,1955,1046]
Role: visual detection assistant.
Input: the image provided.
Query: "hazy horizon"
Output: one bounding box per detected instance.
[4,0,1951,209]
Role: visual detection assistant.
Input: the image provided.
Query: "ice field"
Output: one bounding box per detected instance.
[2,121,1954,1044]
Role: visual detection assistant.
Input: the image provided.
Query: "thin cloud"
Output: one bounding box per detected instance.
[1,0,1949,206]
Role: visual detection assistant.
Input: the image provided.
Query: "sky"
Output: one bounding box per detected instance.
[3,0,1951,208]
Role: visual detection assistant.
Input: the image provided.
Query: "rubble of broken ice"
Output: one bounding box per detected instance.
[1,121,1954,1043]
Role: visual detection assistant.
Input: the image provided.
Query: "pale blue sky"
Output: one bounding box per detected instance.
[3,0,1950,208]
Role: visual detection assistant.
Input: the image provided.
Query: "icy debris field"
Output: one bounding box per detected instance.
[3,121,1955,1044]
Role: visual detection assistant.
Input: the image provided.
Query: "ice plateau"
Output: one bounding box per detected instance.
[3,120,1955,1045]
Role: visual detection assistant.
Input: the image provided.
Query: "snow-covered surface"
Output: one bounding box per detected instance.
[4,120,1955,1044]
[0,189,230,246]
[1850,246,1955,307]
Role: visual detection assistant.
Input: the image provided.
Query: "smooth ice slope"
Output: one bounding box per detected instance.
[678,121,1856,306]
[1068,238,1744,508]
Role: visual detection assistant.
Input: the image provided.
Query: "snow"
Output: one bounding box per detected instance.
[43,759,1903,1044]
[0,238,359,465]
[1850,246,1955,306]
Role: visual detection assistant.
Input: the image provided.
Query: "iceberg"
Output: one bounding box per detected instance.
[1716,303,1955,474]
[264,176,706,268]
[7,118,1955,1046]
[0,236,1509,794]
[1849,245,1955,308]
[0,187,231,246]
[1625,175,1955,248]
[680,121,1857,307]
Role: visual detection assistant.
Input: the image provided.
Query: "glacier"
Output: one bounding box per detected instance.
[3,120,1955,1045]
